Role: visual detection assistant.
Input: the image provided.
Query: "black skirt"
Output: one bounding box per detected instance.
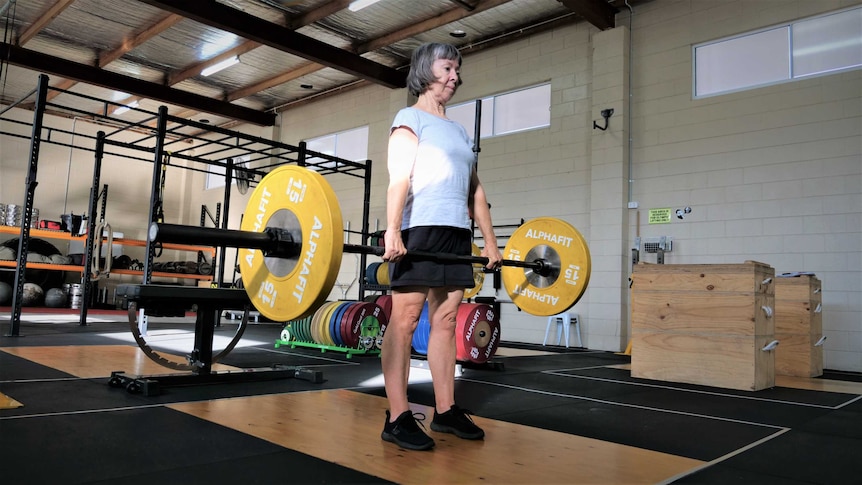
[388,225,475,288]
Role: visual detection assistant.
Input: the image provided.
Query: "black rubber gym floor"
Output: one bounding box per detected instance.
[1,316,859,484]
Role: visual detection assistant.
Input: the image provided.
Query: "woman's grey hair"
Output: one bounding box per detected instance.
[406,43,463,97]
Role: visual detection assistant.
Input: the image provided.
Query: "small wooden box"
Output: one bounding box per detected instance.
[631,261,776,391]
[774,274,823,377]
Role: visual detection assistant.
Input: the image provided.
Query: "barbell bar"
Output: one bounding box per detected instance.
[147,165,591,321]
[149,224,553,275]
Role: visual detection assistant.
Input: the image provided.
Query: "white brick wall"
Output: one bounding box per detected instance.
[271,1,860,370]
[628,0,861,371]
[3,0,856,371]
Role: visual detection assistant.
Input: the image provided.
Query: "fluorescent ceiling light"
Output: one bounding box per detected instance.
[348,0,382,12]
[201,55,240,77]
[113,100,139,115]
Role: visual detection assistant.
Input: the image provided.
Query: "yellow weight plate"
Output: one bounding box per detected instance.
[376,261,390,286]
[239,165,344,322]
[322,300,343,346]
[316,301,339,345]
[501,217,591,316]
[309,301,326,344]
[315,301,332,345]
[463,242,484,300]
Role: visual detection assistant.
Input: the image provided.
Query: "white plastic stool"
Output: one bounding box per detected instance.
[543,313,582,348]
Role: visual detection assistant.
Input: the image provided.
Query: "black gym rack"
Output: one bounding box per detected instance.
[0,74,377,339]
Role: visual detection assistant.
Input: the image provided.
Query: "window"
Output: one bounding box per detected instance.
[304,126,369,169]
[205,155,250,190]
[448,83,551,139]
[793,9,862,78]
[695,27,790,97]
[693,6,861,98]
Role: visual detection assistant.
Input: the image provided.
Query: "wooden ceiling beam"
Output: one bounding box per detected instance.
[97,13,184,67]
[288,0,352,30]
[356,0,512,53]
[0,42,275,126]
[17,0,76,45]
[167,41,262,86]
[138,0,406,89]
[36,13,185,106]
[227,62,323,102]
[231,0,513,107]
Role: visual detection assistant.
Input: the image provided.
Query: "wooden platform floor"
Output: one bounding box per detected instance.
[1,316,860,484]
[172,390,702,484]
[1,345,237,378]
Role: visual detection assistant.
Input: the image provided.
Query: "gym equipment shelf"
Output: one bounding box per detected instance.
[0,225,215,281]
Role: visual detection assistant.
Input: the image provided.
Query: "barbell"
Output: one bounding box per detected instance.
[148,165,591,322]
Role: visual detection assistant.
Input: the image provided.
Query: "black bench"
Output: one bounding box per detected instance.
[110,284,322,395]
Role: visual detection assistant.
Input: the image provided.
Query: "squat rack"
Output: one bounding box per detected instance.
[1,74,375,336]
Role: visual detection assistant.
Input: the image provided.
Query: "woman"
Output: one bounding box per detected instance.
[380,42,502,451]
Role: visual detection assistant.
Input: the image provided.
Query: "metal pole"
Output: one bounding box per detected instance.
[79,131,106,326]
[149,223,549,274]
[143,106,169,284]
[7,74,48,337]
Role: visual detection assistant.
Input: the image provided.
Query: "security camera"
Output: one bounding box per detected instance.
[594,108,615,131]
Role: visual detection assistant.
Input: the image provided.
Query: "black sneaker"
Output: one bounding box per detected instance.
[381,410,435,450]
[430,404,485,440]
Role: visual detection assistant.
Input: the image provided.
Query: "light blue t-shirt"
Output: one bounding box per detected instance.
[391,107,476,230]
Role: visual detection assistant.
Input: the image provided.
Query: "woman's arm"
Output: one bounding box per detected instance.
[383,126,418,262]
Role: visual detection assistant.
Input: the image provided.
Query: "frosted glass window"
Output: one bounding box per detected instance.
[205,155,250,190]
[305,126,368,169]
[332,126,369,162]
[447,98,492,139]
[793,9,862,78]
[693,6,862,98]
[494,83,551,135]
[448,83,550,139]
[306,134,336,157]
[695,27,790,97]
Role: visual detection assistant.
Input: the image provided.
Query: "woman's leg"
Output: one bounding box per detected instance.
[425,286,464,413]
[381,287,427,418]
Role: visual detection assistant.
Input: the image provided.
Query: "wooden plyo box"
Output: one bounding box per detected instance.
[631,261,776,391]
[774,274,823,377]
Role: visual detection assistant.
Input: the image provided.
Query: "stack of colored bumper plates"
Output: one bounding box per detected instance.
[281,300,388,352]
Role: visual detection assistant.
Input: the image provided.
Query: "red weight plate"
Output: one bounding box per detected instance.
[338,302,355,347]
[375,294,392,322]
[356,301,387,344]
[329,301,351,347]
[341,302,362,348]
[344,302,381,349]
[455,303,501,364]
